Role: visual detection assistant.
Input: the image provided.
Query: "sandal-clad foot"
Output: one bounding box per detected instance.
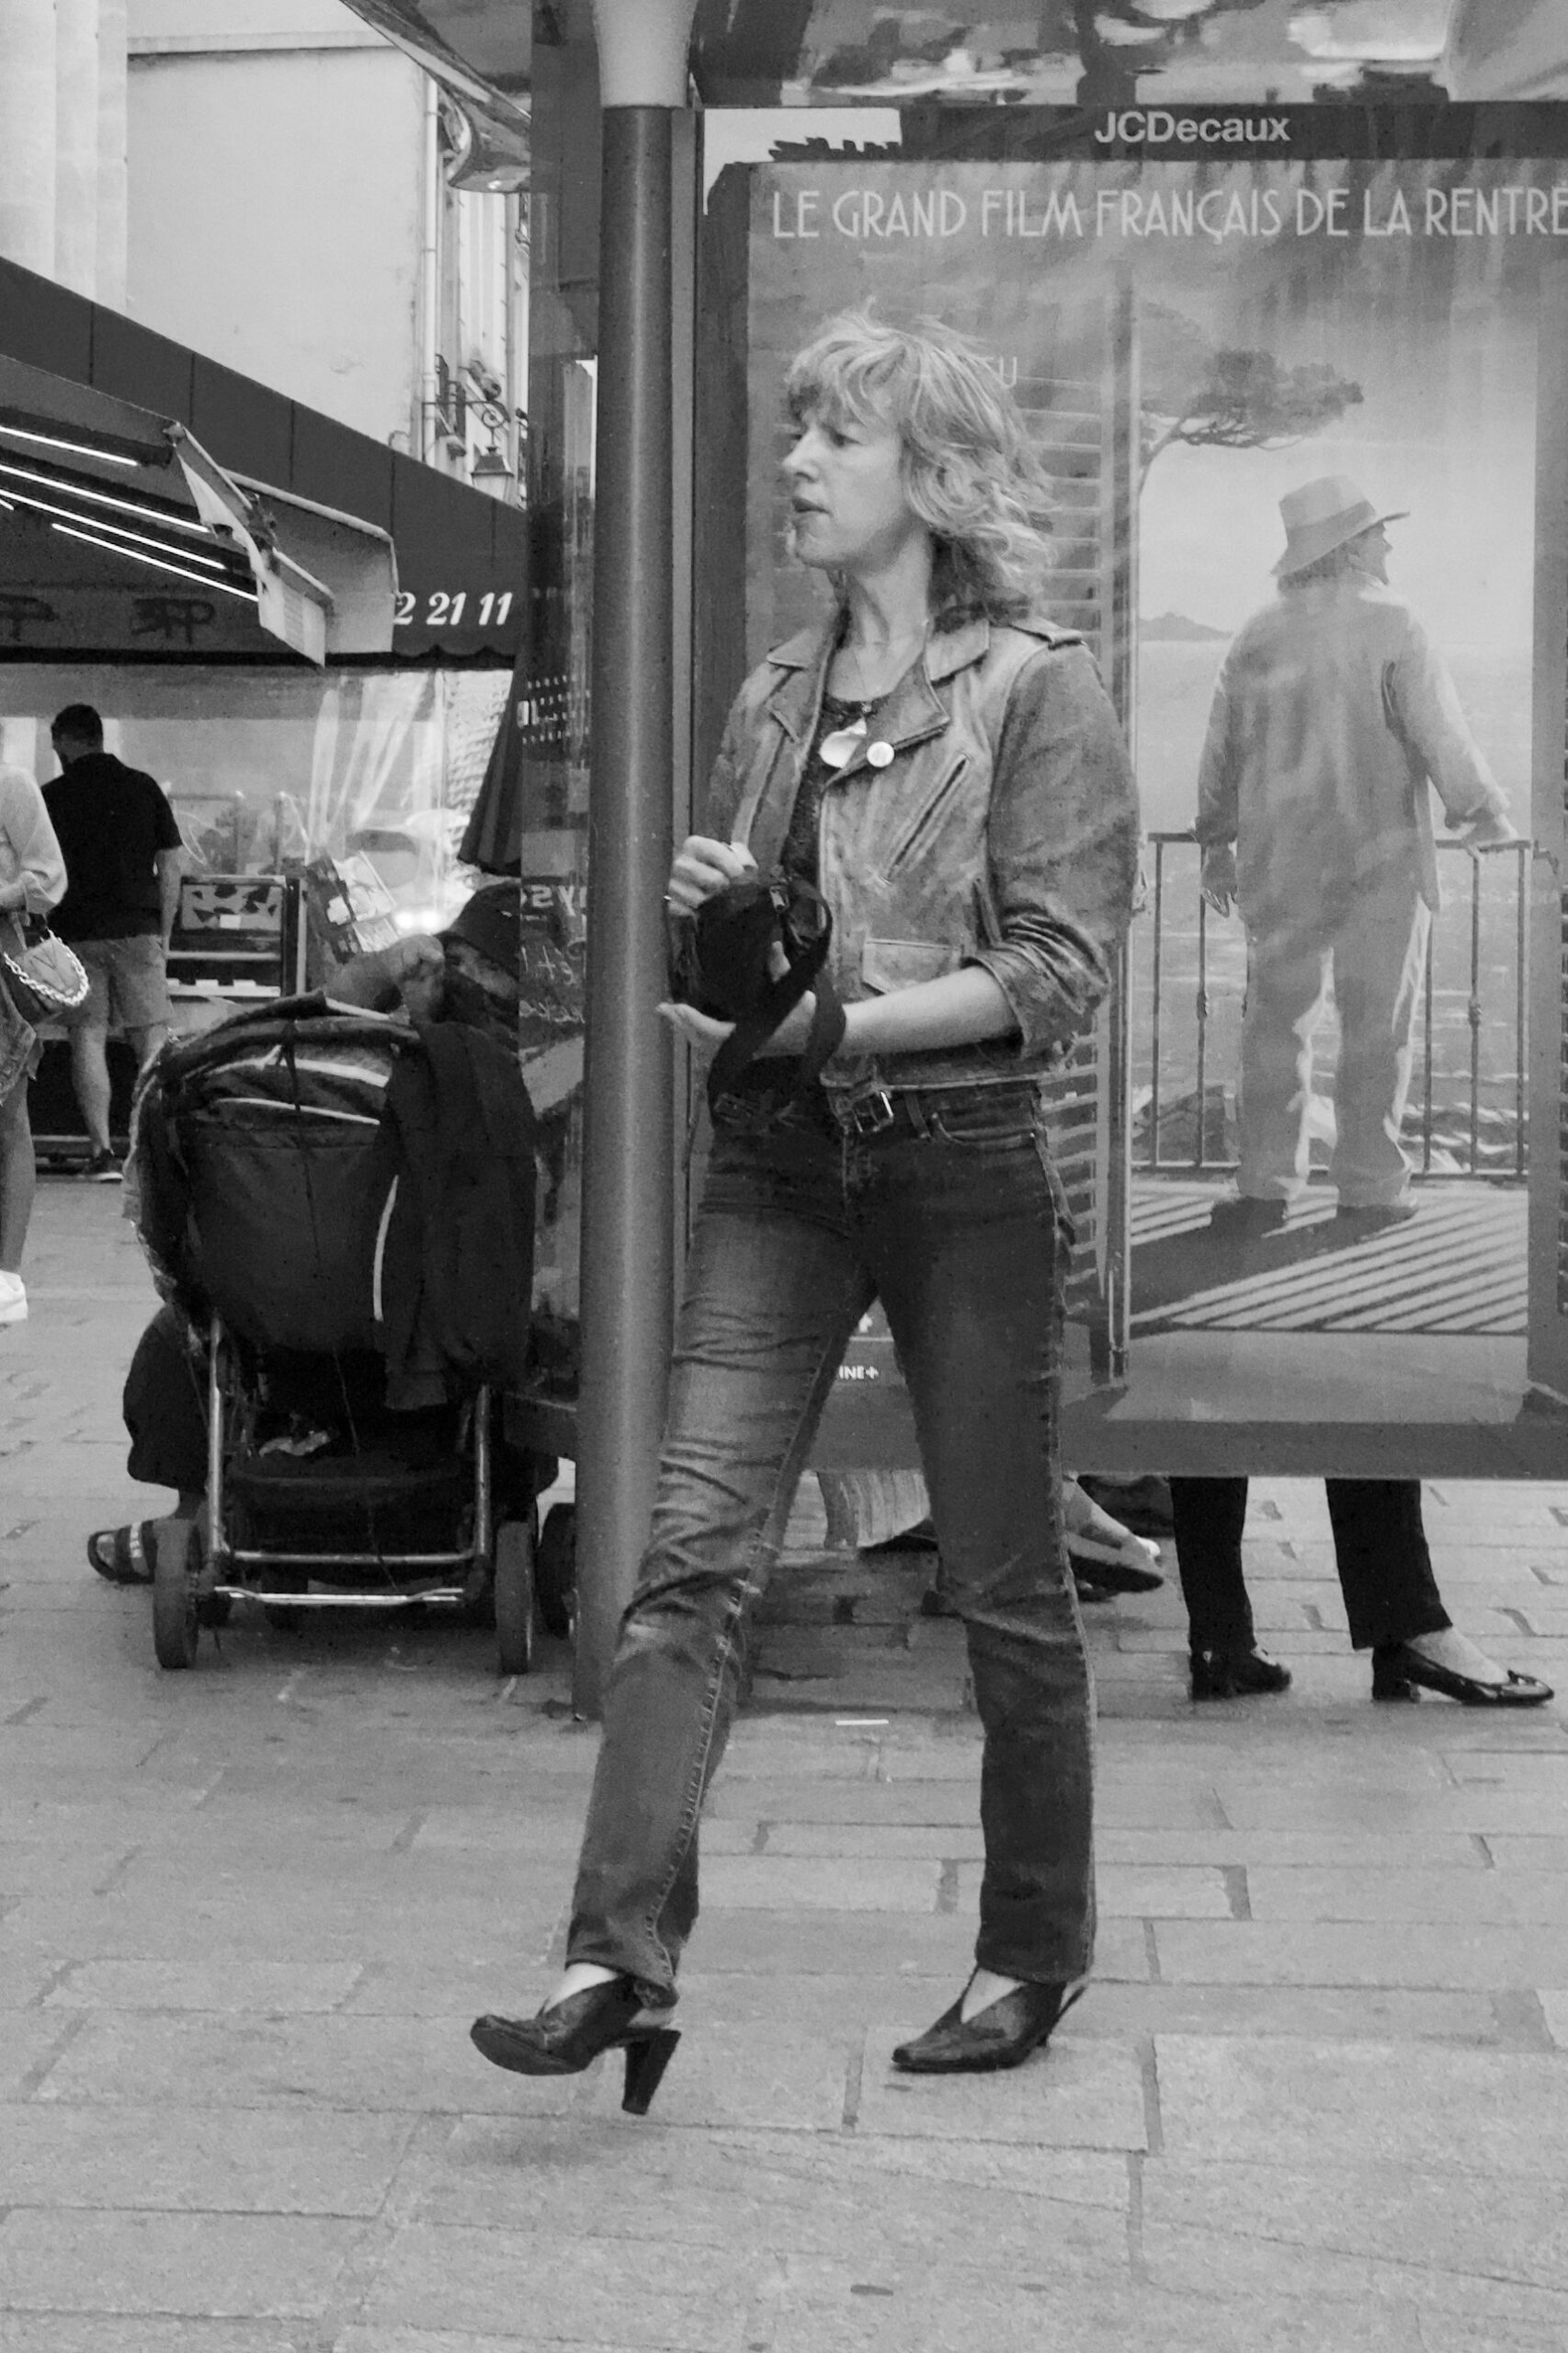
[892,1970,1087,2074]
[87,1521,159,1586]
[471,1967,680,2115]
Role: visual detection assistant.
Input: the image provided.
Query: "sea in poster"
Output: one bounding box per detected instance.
[730,145,1568,1468]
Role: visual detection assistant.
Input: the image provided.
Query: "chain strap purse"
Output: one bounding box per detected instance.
[0,912,91,1025]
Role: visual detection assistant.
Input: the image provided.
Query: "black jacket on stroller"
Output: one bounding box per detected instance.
[134,993,536,1400]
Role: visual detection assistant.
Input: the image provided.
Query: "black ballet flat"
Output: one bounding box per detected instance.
[471,1977,681,2115]
[892,1975,1087,2075]
[1190,1645,1292,1700]
[1372,1643,1554,1709]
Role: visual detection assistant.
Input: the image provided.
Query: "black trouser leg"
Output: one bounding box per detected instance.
[123,1306,209,1494]
[1323,1479,1451,1651]
[1169,1477,1257,1653]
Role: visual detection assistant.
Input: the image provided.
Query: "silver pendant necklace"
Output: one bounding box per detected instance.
[823,624,924,769]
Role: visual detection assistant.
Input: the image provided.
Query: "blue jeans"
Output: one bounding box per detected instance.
[566,1081,1096,2007]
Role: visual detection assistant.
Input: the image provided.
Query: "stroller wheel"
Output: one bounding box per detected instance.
[152,1521,200,1670]
[494,1519,536,1675]
[536,1503,577,1642]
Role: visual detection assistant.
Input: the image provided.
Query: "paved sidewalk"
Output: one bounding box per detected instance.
[4,1185,1568,2349]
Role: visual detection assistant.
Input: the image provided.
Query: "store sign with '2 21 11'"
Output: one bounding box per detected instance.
[704,109,1568,1474]
[392,585,516,637]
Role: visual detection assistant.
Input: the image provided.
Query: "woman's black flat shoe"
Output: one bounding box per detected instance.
[471,1977,680,2115]
[1372,1643,1554,1708]
[892,1976,1086,2074]
[1190,1645,1291,1700]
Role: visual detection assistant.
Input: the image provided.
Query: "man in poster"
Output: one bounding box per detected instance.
[1196,475,1516,1238]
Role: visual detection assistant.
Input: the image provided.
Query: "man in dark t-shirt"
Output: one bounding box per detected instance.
[42,703,184,1180]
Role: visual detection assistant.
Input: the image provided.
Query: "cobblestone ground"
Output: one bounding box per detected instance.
[5,1184,1568,2351]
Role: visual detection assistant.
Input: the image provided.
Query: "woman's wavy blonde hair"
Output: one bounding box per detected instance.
[784,310,1056,626]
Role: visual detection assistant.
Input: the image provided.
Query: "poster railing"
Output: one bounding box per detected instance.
[1140,833,1530,1184]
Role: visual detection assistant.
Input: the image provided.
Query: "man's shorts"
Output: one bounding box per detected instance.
[68,935,172,1030]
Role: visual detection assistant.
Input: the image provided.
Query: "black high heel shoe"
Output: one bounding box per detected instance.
[1189,1645,1291,1699]
[471,1977,681,2116]
[892,1974,1087,2074]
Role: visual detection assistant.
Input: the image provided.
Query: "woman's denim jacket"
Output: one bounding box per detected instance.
[702,609,1141,1097]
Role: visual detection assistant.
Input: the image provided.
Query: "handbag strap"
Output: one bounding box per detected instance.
[706,919,830,1107]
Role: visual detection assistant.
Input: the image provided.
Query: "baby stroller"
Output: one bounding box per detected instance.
[132,995,549,1675]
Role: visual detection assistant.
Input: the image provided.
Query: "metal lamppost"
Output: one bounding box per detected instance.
[573,0,699,1714]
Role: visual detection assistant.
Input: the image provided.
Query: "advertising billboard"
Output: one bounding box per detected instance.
[698,112,1568,1474]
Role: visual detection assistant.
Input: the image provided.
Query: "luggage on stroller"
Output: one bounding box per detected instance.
[132,994,546,1673]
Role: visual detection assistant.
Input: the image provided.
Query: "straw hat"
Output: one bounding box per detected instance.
[1274,475,1408,577]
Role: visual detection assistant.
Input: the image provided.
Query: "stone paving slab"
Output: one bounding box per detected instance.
[1245,1864,1568,1923]
[1210,1784,1568,1835]
[1154,2035,1568,2174]
[335,2335,632,2353]
[761,2264,1428,2352]
[34,2011,583,2119]
[695,1855,943,1910]
[1141,2221,1568,2344]
[356,2227,760,2347]
[336,1957,591,2023]
[1153,1918,1568,1989]
[561,2025,843,2133]
[959,1860,1235,1917]
[409,2119,1131,2234]
[0,2104,415,2214]
[1142,2154,1568,2290]
[0,2210,363,2317]
[7,1889,565,1964]
[3,2325,303,2353]
[41,1958,367,2014]
[680,1908,1150,1984]
[1059,1981,1511,2045]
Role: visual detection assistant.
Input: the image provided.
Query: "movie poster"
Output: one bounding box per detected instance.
[711,130,1568,1473]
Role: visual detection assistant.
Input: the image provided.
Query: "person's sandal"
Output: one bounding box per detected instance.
[86,1523,158,1586]
[1190,1645,1291,1699]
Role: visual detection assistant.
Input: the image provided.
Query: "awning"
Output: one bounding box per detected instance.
[0,355,396,665]
[334,1,530,103]
[0,256,528,665]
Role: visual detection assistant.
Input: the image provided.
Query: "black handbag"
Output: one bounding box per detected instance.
[668,872,846,1107]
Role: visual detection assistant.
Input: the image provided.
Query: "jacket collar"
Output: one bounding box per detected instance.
[761,613,993,753]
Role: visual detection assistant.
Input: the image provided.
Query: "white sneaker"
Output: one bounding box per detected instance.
[0,1270,27,1325]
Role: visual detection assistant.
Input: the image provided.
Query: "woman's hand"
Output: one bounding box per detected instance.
[656,992,819,1063]
[665,835,756,916]
[657,1000,734,1062]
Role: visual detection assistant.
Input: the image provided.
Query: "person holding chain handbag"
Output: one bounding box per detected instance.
[471,311,1139,2112]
